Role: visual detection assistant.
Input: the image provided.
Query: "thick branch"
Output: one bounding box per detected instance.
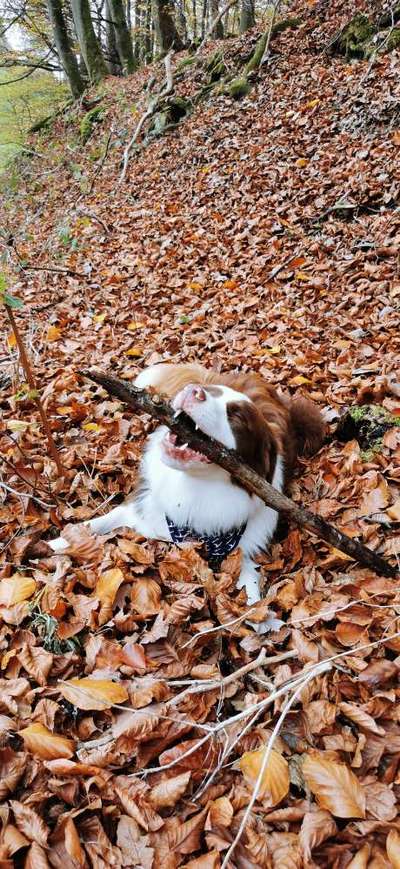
[79,369,398,579]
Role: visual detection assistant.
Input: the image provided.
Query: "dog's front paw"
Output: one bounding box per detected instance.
[236,563,261,606]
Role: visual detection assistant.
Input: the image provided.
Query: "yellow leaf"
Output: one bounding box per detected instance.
[302,753,366,818]
[387,499,400,522]
[19,723,75,760]
[387,829,400,868]
[7,420,30,432]
[296,158,308,167]
[289,375,312,386]
[95,567,125,626]
[306,98,319,108]
[223,279,238,289]
[7,332,16,349]
[0,575,36,606]
[93,312,107,324]
[82,422,102,432]
[334,339,351,350]
[46,325,62,342]
[56,406,74,415]
[189,281,203,290]
[295,271,311,282]
[125,346,143,357]
[127,321,145,330]
[239,747,289,806]
[59,678,129,710]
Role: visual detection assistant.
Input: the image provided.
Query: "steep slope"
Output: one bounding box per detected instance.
[0,1,400,865]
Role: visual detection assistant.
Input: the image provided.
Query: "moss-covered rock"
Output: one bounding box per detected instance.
[336,404,400,453]
[176,56,198,73]
[147,96,192,137]
[245,17,302,73]
[386,26,400,51]
[227,76,251,99]
[332,14,376,58]
[206,49,227,83]
[80,106,104,142]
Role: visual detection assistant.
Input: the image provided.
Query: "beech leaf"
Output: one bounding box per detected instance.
[302,753,366,818]
[19,723,75,760]
[239,747,290,806]
[59,678,129,710]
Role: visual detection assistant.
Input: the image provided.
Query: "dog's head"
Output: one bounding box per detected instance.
[160,383,276,478]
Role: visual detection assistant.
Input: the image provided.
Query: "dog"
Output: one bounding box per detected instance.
[49,363,324,607]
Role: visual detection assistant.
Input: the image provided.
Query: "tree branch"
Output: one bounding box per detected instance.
[79,369,398,579]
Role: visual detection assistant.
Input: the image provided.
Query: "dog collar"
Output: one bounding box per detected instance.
[166,517,247,570]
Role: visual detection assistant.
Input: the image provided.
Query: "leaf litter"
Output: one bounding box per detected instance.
[1,0,400,865]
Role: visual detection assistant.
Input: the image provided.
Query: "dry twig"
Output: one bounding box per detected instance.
[79,369,398,578]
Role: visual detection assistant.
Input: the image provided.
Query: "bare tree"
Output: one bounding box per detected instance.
[152,0,184,52]
[108,0,136,73]
[70,0,108,82]
[240,0,254,32]
[46,0,85,97]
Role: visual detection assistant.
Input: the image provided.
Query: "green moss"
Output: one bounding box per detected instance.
[227,76,251,99]
[334,14,375,58]
[80,106,104,143]
[386,27,400,51]
[360,441,383,463]
[176,56,198,72]
[245,17,301,72]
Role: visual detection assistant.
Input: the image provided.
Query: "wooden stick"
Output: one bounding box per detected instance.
[79,369,398,579]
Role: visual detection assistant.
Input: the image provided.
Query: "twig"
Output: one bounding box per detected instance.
[119,52,173,184]
[74,207,110,234]
[221,662,329,868]
[260,0,281,65]
[79,369,398,579]
[168,649,298,684]
[17,264,86,278]
[6,306,63,476]
[0,480,55,509]
[361,5,396,83]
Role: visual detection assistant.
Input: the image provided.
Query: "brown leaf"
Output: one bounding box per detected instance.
[48,817,86,868]
[25,842,50,868]
[360,476,391,516]
[299,809,337,861]
[358,660,398,687]
[149,771,191,809]
[1,824,30,855]
[339,702,386,736]
[59,678,128,710]
[346,844,371,869]
[0,748,26,800]
[19,723,75,760]
[131,577,162,616]
[365,781,397,821]
[184,853,221,869]
[18,644,53,686]
[53,524,104,562]
[10,801,49,847]
[302,753,366,818]
[387,830,400,868]
[239,747,290,807]
[206,797,234,829]
[116,815,154,868]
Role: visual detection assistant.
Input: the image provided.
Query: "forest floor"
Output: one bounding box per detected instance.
[0,0,400,866]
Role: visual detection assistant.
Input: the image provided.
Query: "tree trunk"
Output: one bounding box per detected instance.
[126,0,132,28]
[210,0,224,37]
[106,0,122,72]
[201,0,207,38]
[152,0,185,51]
[191,0,197,39]
[70,0,108,83]
[108,0,136,73]
[240,0,254,33]
[46,0,85,98]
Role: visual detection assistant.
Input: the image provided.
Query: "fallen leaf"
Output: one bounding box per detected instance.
[19,723,75,760]
[387,830,400,868]
[59,678,128,710]
[239,747,290,806]
[0,574,36,606]
[302,753,366,818]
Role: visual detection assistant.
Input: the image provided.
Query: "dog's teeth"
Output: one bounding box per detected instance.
[181,443,188,449]
[174,409,182,418]
[195,424,199,430]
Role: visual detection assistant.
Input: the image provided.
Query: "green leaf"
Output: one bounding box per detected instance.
[4,292,23,309]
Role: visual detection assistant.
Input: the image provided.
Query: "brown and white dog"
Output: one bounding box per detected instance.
[50,363,324,609]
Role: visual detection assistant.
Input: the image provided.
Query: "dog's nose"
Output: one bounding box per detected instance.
[173,384,207,412]
[186,385,206,403]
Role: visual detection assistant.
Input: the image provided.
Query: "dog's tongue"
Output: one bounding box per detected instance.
[164,431,210,463]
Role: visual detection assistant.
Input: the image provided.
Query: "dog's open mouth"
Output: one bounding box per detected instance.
[161,431,211,464]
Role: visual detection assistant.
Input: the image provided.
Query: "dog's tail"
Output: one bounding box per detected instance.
[289,395,325,457]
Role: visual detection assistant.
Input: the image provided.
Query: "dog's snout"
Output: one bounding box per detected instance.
[189,385,206,402]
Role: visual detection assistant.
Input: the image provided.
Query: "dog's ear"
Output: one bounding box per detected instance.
[227,401,276,480]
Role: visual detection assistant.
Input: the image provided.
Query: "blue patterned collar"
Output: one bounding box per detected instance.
[166,516,247,570]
